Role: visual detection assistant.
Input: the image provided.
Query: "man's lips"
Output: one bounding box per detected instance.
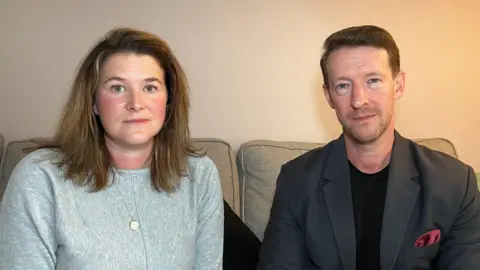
[352,114,375,120]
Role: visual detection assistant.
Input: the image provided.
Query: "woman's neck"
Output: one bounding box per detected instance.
[105,137,153,170]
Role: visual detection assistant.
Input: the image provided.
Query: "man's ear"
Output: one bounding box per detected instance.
[393,71,406,100]
[323,84,334,109]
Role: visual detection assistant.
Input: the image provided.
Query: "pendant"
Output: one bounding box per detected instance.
[129,219,140,231]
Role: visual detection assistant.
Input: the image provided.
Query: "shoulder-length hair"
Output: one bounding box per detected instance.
[29,27,204,193]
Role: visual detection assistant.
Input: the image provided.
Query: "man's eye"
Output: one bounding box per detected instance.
[334,84,350,96]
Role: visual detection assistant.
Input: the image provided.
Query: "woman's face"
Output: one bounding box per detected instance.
[94,52,168,150]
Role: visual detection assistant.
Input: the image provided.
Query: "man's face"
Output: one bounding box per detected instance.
[323,46,405,144]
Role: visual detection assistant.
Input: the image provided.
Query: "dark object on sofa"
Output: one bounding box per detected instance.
[223,200,261,270]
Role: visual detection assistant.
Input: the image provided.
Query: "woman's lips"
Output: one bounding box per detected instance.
[124,119,150,124]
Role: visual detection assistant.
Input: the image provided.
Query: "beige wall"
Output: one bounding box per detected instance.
[1,0,479,170]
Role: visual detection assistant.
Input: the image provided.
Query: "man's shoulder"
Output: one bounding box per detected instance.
[278,140,337,198]
[409,139,471,176]
[282,140,334,172]
[407,139,474,195]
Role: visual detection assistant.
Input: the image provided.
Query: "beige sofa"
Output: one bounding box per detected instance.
[0,134,459,241]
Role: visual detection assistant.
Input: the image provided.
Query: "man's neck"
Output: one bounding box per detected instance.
[345,130,395,174]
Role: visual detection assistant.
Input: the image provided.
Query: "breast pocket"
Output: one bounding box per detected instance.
[408,244,440,269]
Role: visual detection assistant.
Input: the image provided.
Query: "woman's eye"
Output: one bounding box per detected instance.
[144,85,158,93]
[111,85,125,92]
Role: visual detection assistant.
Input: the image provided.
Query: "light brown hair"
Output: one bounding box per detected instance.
[28,27,204,193]
[320,25,400,89]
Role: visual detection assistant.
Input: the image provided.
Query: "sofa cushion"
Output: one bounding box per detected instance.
[237,137,458,241]
[0,138,241,215]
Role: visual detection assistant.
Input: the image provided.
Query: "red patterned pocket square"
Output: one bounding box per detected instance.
[414,229,441,247]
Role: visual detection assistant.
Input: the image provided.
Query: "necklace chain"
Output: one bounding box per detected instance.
[119,174,141,231]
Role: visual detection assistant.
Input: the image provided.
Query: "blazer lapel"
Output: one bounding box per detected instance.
[380,131,420,270]
[320,135,356,270]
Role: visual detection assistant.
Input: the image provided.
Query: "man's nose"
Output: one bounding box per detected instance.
[350,84,369,109]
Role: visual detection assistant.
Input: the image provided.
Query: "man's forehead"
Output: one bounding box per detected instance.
[330,46,388,62]
[327,47,391,76]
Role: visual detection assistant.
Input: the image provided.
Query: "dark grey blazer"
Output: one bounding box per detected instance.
[257,131,480,270]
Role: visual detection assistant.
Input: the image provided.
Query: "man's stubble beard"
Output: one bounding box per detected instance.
[341,105,394,145]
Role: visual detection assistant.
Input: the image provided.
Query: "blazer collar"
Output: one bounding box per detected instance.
[315,130,420,270]
[321,130,419,180]
[380,131,420,270]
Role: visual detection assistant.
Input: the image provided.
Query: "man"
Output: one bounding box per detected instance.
[257,25,480,270]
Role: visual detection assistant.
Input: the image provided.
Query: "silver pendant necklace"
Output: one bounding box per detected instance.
[129,219,140,231]
[121,175,141,231]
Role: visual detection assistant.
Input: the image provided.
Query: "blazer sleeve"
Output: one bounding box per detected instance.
[257,165,311,270]
[436,166,480,270]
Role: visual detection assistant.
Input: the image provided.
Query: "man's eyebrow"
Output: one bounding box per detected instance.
[332,76,351,82]
[364,71,385,77]
[332,72,385,82]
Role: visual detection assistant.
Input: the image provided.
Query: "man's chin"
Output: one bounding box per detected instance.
[344,127,382,145]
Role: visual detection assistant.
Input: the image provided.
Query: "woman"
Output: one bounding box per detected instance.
[0,27,224,269]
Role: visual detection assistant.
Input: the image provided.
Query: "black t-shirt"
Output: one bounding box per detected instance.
[349,161,389,270]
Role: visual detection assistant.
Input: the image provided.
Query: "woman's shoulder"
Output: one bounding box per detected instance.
[185,155,223,208]
[186,155,219,184]
[14,148,63,170]
[9,148,65,182]
[3,148,66,204]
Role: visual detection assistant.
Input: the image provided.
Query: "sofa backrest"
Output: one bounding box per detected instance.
[236,137,458,241]
[0,138,241,215]
[0,135,461,241]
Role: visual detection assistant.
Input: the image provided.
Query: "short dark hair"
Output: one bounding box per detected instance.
[320,25,400,88]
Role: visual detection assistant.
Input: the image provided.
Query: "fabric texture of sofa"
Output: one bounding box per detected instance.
[0,134,462,241]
